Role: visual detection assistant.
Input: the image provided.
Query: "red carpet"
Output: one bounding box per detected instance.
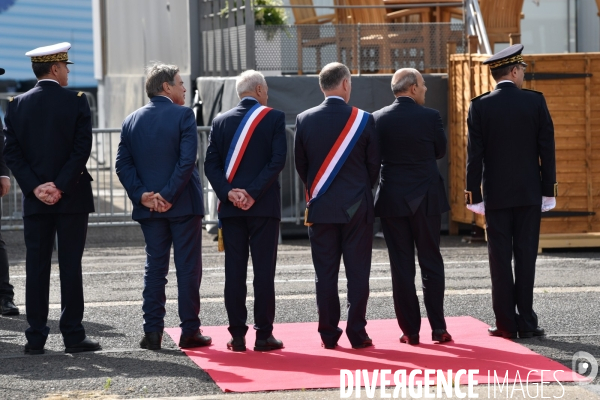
[165,317,587,393]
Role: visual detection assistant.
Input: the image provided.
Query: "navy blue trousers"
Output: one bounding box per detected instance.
[138,215,203,336]
[0,219,14,302]
[485,205,541,333]
[23,213,88,348]
[308,204,372,348]
[221,216,279,340]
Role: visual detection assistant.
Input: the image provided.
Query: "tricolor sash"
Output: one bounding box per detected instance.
[304,107,370,226]
[217,102,272,250]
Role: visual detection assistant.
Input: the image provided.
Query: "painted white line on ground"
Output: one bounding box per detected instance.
[28,286,600,309]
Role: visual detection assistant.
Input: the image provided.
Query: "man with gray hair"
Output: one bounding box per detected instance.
[205,69,286,352]
[295,62,380,350]
[116,62,210,351]
[373,68,452,346]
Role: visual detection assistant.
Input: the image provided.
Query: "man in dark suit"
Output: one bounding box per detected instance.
[3,43,100,354]
[465,44,556,339]
[373,68,452,345]
[205,70,286,352]
[295,62,380,350]
[0,66,20,317]
[116,63,210,351]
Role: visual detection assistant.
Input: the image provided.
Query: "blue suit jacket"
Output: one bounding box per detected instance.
[116,96,204,220]
[294,98,380,224]
[373,97,450,217]
[204,98,287,219]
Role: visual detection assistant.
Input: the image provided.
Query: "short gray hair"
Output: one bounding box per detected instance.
[319,62,351,91]
[236,70,267,98]
[391,69,418,94]
[145,62,179,98]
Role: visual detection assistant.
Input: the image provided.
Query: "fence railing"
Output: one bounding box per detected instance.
[199,0,467,76]
[0,126,305,231]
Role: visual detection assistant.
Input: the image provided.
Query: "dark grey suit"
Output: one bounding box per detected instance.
[373,96,449,335]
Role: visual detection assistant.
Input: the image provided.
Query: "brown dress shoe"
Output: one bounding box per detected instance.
[254,335,284,351]
[352,337,373,349]
[488,327,517,339]
[179,330,212,348]
[400,334,420,345]
[227,336,246,352]
[432,329,452,343]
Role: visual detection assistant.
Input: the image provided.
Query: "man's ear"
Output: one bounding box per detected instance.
[162,81,171,93]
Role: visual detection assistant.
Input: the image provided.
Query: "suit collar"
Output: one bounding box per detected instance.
[239,98,259,107]
[323,97,347,106]
[495,81,517,90]
[35,80,60,87]
[394,96,418,105]
[150,96,173,104]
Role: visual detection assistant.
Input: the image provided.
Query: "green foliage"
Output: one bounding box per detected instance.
[103,377,112,391]
[254,0,287,26]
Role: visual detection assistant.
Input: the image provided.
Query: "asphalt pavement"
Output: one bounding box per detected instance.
[0,226,599,399]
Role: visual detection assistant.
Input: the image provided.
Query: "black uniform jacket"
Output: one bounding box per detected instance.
[373,96,449,217]
[204,98,287,220]
[466,82,556,209]
[3,81,94,216]
[0,118,9,176]
[294,97,380,224]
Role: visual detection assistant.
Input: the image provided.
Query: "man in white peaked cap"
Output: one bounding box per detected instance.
[3,42,100,354]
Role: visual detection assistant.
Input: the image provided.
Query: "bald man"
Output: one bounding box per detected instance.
[373,68,451,345]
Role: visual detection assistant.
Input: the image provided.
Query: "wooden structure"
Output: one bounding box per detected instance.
[290,0,338,74]
[448,52,600,248]
[479,0,524,50]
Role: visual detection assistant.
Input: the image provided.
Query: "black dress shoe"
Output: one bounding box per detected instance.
[1,299,19,316]
[432,329,452,343]
[65,337,101,353]
[352,337,373,349]
[488,327,517,339]
[140,331,163,350]
[254,335,284,351]
[519,327,545,339]
[227,336,246,352]
[179,330,212,348]
[400,334,420,345]
[24,343,44,355]
[321,342,337,350]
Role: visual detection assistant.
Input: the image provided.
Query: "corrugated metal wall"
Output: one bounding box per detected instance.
[0,0,96,87]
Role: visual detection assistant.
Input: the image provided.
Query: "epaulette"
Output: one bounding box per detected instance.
[77,91,84,97]
[8,97,14,102]
[522,88,543,95]
[471,91,490,102]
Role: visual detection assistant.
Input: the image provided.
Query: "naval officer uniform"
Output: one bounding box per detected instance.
[465,44,557,339]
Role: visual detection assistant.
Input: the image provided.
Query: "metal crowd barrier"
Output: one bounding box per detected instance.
[0,126,304,231]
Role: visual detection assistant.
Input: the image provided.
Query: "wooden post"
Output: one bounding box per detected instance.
[468,35,479,54]
[585,56,593,232]
[509,33,521,45]
[446,42,459,235]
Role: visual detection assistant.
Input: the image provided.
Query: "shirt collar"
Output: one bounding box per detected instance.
[326,95,345,101]
[496,80,515,86]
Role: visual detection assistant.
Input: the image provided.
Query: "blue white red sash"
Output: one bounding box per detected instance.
[217,102,272,250]
[305,107,370,206]
[224,102,272,183]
